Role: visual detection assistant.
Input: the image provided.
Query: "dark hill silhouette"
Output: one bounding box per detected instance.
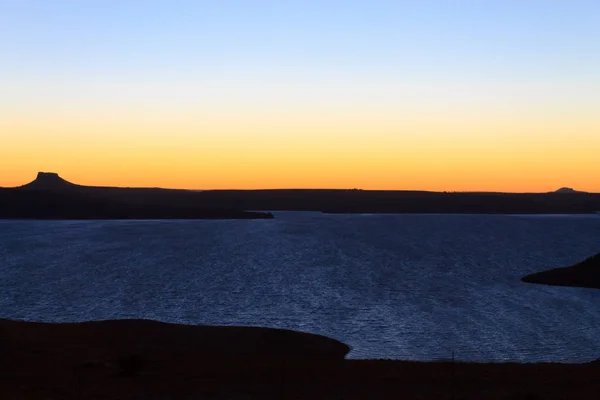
[3,172,600,217]
[19,172,79,191]
[553,187,584,194]
[193,189,600,214]
[0,173,273,220]
[522,252,600,289]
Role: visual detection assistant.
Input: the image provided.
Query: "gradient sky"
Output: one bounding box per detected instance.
[1,1,599,191]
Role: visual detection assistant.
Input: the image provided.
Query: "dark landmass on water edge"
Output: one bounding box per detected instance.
[1,319,598,399]
[195,188,600,214]
[522,252,600,289]
[3,172,600,217]
[0,173,273,219]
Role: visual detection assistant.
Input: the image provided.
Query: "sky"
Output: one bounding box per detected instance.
[1,1,599,191]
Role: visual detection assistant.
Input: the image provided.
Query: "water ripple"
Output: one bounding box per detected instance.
[1,213,600,361]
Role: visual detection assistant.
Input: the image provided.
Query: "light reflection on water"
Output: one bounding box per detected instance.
[1,213,599,361]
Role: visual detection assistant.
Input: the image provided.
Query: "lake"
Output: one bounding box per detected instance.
[1,212,600,362]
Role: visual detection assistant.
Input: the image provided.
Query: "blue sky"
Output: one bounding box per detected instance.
[1,1,599,190]
[3,1,598,83]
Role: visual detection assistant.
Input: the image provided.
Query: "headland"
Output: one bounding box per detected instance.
[522,252,600,289]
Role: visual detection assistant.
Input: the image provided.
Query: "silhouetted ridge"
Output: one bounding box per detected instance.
[4,172,600,216]
[20,172,78,191]
[553,187,584,194]
[194,189,600,214]
[1,172,273,220]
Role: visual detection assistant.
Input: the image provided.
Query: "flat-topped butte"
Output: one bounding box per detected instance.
[0,172,274,220]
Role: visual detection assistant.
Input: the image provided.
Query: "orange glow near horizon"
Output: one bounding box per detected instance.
[2,2,599,193]
[2,79,599,193]
[2,106,599,192]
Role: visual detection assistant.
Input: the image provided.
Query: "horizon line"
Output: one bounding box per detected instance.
[2,172,594,195]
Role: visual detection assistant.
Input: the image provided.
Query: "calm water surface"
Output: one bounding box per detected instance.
[1,213,600,362]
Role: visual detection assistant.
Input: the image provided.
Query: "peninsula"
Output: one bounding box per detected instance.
[522,252,600,289]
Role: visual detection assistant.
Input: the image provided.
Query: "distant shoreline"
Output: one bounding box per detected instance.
[2,173,599,219]
[0,213,274,221]
[323,210,600,215]
[0,173,274,220]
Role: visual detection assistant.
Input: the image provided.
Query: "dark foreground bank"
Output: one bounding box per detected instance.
[522,252,600,289]
[1,319,598,399]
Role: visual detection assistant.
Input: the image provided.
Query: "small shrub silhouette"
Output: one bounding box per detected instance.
[117,354,145,377]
